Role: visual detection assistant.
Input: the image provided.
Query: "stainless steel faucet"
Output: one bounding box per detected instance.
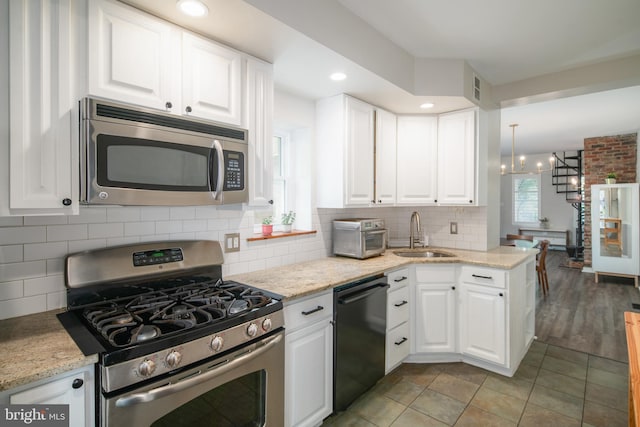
[409,211,422,249]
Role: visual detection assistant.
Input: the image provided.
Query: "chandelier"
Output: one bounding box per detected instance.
[501,124,555,175]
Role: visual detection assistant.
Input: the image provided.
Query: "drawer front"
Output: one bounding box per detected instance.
[415,265,456,283]
[460,265,506,289]
[387,286,410,330]
[386,268,410,289]
[284,291,333,333]
[386,322,410,372]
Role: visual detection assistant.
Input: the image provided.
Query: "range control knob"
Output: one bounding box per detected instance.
[262,318,272,332]
[246,323,258,337]
[138,359,156,377]
[165,350,182,368]
[210,336,224,352]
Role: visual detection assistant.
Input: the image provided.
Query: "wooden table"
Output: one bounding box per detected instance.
[500,238,539,248]
[624,311,640,426]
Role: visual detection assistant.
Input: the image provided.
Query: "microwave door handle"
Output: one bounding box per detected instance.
[212,139,224,201]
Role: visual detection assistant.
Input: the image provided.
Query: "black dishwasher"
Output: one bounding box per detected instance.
[333,274,389,412]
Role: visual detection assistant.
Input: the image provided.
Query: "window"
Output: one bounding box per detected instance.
[513,175,540,224]
[272,133,289,220]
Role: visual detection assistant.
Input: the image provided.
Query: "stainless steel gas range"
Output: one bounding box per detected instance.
[57,240,284,427]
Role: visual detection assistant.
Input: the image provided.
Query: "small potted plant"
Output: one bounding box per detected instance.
[605,172,617,184]
[261,216,273,236]
[538,217,549,229]
[281,211,296,232]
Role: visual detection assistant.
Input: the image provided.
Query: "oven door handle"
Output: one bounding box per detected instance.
[115,333,282,408]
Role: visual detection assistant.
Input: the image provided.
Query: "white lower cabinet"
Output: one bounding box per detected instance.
[385,268,410,373]
[407,259,536,377]
[284,291,333,427]
[458,281,506,365]
[0,365,95,427]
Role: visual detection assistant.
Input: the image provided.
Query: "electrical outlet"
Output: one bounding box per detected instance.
[450,222,458,235]
[224,233,240,252]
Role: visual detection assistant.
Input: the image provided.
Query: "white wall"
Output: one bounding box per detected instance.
[500,153,577,244]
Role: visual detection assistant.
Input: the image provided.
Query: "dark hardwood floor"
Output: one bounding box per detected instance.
[535,250,640,362]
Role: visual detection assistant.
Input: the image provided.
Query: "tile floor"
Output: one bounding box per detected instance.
[322,341,629,426]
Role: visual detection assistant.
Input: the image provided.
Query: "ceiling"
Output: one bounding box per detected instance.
[122,0,640,156]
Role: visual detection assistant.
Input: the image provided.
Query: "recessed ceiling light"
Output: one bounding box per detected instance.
[177,0,209,17]
[330,72,347,81]
[420,102,435,109]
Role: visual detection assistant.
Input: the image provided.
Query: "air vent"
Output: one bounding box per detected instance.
[96,103,246,141]
[473,74,481,102]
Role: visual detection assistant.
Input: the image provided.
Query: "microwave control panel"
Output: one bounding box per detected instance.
[224,151,245,190]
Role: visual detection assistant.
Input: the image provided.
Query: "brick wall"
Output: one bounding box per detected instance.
[583,133,638,266]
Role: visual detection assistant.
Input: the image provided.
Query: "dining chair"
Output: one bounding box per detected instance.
[536,240,550,296]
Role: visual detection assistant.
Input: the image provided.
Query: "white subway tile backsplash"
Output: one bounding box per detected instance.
[0,226,46,245]
[0,245,23,263]
[24,275,65,296]
[0,217,23,227]
[88,222,123,239]
[141,207,171,221]
[194,206,220,219]
[24,216,69,226]
[170,207,196,220]
[124,222,156,236]
[0,261,46,281]
[207,219,229,231]
[0,281,23,300]
[24,241,68,261]
[106,236,140,247]
[46,259,65,276]
[183,220,207,232]
[0,295,47,320]
[68,207,107,224]
[68,239,107,253]
[107,207,141,222]
[155,221,183,234]
[47,224,88,242]
[47,291,67,311]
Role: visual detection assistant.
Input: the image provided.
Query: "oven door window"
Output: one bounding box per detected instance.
[364,230,385,251]
[96,135,214,191]
[151,371,266,427]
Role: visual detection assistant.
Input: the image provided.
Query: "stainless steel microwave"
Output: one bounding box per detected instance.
[79,97,248,206]
[333,218,387,259]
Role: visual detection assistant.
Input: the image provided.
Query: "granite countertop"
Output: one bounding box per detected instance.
[228,245,537,302]
[0,245,534,393]
[0,310,98,392]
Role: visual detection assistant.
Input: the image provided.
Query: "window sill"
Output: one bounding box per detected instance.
[247,229,317,242]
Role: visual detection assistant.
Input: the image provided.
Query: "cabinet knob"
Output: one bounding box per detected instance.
[469,200,473,203]
[371,200,376,204]
[72,378,83,389]
[451,286,456,290]
[185,106,192,114]
[499,292,504,297]
[268,200,274,205]
[165,101,172,110]
[434,199,437,203]
[62,198,72,206]
[378,200,382,203]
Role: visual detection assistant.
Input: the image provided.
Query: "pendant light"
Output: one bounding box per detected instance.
[501,124,554,175]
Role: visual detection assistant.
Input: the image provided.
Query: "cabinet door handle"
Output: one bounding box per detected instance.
[394,337,408,346]
[393,276,408,283]
[72,378,84,389]
[472,274,493,280]
[394,300,408,307]
[301,305,324,316]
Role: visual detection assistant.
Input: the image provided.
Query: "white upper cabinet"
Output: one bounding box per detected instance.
[4,0,80,216]
[437,109,477,205]
[88,0,242,125]
[396,116,438,205]
[245,57,274,206]
[316,94,375,208]
[182,32,242,125]
[88,0,176,111]
[374,108,397,205]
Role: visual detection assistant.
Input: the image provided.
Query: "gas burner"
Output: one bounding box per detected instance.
[132,324,161,343]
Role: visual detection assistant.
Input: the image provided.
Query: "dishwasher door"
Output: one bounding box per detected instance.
[333,275,389,412]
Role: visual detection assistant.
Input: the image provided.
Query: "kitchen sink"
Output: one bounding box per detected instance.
[392,249,456,258]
